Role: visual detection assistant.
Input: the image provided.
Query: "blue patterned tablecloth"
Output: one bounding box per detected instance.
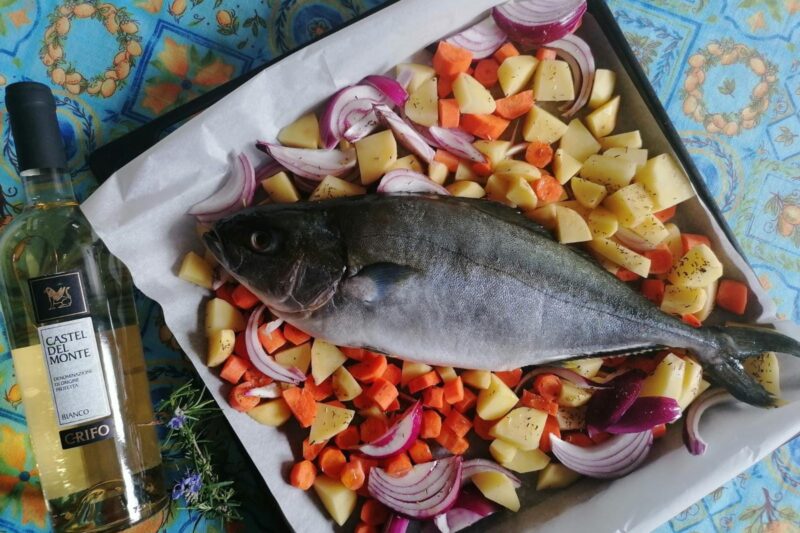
[1,1,800,532]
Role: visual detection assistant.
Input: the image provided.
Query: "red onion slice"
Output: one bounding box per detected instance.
[358,402,422,459]
[585,370,646,430]
[384,514,411,533]
[374,104,436,163]
[377,169,451,195]
[428,127,486,163]
[245,305,305,384]
[505,142,528,157]
[492,0,587,47]
[604,396,681,434]
[445,17,507,60]
[434,490,499,533]
[245,382,282,398]
[515,366,615,394]
[683,388,732,456]
[550,430,653,479]
[256,142,356,181]
[343,112,380,143]
[547,34,596,117]
[188,153,256,222]
[368,457,462,519]
[363,75,409,107]
[320,85,392,149]
[461,459,521,489]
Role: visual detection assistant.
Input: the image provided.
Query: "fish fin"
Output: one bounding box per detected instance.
[343,263,416,304]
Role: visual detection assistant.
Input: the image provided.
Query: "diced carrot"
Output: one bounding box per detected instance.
[564,432,594,447]
[495,369,522,388]
[231,284,260,309]
[641,279,666,306]
[525,140,554,168]
[615,268,640,282]
[681,233,711,255]
[443,409,472,437]
[443,376,465,404]
[386,398,401,412]
[626,355,661,374]
[233,332,248,359]
[353,392,375,410]
[422,387,445,409]
[258,324,286,354]
[342,346,366,360]
[438,400,452,416]
[350,353,388,383]
[520,390,558,416]
[304,377,333,401]
[326,400,347,409]
[433,41,473,79]
[452,387,477,413]
[283,323,311,345]
[383,452,413,477]
[220,354,250,384]
[360,416,389,444]
[536,47,557,61]
[228,382,260,412]
[318,447,347,478]
[435,426,469,455]
[354,523,377,533]
[334,426,360,450]
[538,415,561,453]
[420,409,442,439]
[434,149,460,172]
[644,245,673,275]
[493,42,520,64]
[408,439,433,464]
[243,368,272,388]
[381,364,402,387]
[289,460,317,490]
[652,423,667,439]
[533,373,563,401]
[340,460,366,491]
[716,279,748,315]
[681,313,702,328]
[361,499,390,526]
[215,283,236,306]
[472,416,495,441]
[365,378,399,411]
[460,113,510,140]
[532,175,565,204]
[438,98,461,128]
[654,205,677,223]
[407,370,441,394]
[438,74,455,99]
[473,58,500,88]
[589,430,611,445]
[303,438,327,461]
[471,159,494,177]
[495,90,534,120]
[282,386,317,428]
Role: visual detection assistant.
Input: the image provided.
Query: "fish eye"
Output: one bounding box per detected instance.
[249,230,279,254]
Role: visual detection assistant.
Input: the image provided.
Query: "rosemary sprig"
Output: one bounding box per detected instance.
[157,381,242,522]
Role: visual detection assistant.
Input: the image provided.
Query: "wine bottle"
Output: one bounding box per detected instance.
[0,82,167,531]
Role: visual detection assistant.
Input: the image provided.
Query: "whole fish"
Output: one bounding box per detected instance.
[204,194,799,406]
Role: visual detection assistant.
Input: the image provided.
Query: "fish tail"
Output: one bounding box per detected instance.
[697,325,800,407]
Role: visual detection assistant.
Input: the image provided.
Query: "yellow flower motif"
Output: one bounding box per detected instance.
[193,58,234,87]
[0,426,28,471]
[135,0,163,14]
[159,37,189,78]
[142,82,183,116]
[786,0,800,14]
[748,11,766,31]
[759,274,772,290]
[21,483,46,527]
[8,9,31,28]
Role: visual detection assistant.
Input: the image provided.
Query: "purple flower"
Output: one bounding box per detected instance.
[171,471,203,502]
[167,407,186,430]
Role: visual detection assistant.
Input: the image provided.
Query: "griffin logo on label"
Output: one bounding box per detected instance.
[29,271,89,323]
[45,286,72,310]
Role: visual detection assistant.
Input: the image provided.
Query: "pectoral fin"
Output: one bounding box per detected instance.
[342,263,417,304]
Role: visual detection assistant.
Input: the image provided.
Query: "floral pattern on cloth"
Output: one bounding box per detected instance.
[0,0,799,532]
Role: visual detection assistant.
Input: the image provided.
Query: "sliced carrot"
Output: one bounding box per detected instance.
[283,323,311,345]
[231,284,260,309]
[538,415,561,454]
[289,460,316,490]
[303,438,327,461]
[258,324,287,354]
[360,416,389,444]
[644,244,673,275]
[304,377,333,401]
[243,368,272,388]
[420,409,442,439]
[443,409,472,438]
[460,113,510,140]
[228,382,260,412]
[532,175,565,204]
[452,387,477,413]
[438,74,455,98]
[682,313,702,328]
[434,149,460,172]
[353,392,374,410]
[589,430,611,445]
[536,47,557,61]
[334,426,360,450]
[365,378,399,411]
[381,364,402,387]
[716,279,748,315]
[383,452,413,477]
[525,140,554,168]
[626,355,662,374]
[520,390,558,416]
[354,523,377,533]
[473,58,500,88]
[340,460,366,491]
[386,398,401,412]
[422,387,445,410]
[681,233,711,255]
[533,373,563,401]
[654,205,677,223]
[443,376,465,404]
[438,98,461,128]
[433,41,473,79]
[360,499,390,526]
[408,439,433,464]
[641,279,666,306]
[215,283,236,306]
[282,386,317,428]
[652,423,668,439]
[615,268,640,282]
[220,354,250,384]
[233,332,248,359]
[472,416,495,441]
[318,447,347,478]
[494,91,533,121]
[495,369,522,388]
[564,432,594,447]
[342,346,366,361]
[471,159,494,177]
[350,353,388,383]
[435,426,469,455]
[407,370,441,394]
[493,42,520,64]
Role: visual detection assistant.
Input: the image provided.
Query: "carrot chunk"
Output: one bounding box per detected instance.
[303,438,327,461]
[340,460,366,491]
[452,387,477,413]
[536,47,557,61]
[420,409,442,439]
[564,432,594,447]
[525,140,554,168]
[615,268,640,282]
[533,373,562,401]
[438,74,455,98]
[472,416,495,441]
[443,376,465,404]
[290,460,316,490]
[495,369,522,388]
[681,233,711,255]
[258,324,286,354]
[408,439,433,464]
[220,354,250,384]
[654,205,677,223]
[351,455,379,478]
[643,244,673,275]
[354,523,377,533]
[335,425,361,450]
[365,378,399,411]
[641,279,666,306]
[282,386,317,427]
[471,159,494,177]
[304,377,333,401]
[681,313,702,328]
[716,279,748,315]
[243,368,272,387]
[360,499,390,526]
[443,409,472,438]
[383,452,413,477]
[360,416,389,444]
[435,426,469,455]
[407,371,441,394]
[342,346,366,360]
[381,364,402,387]
[532,175,565,204]
[520,390,558,416]
[318,447,347,478]
[433,41,473,78]
[283,323,311,345]
[439,98,461,128]
[538,415,561,453]
[422,387,445,410]
[434,149,460,172]
[350,353,388,383]
[233,332,248,359]
[460,114,510,140]
[215,283,236,306]
[652,423,668,439]
[228,382,259,412]
[473,58,500,88]
[493,42,520,64]
[230,284,260,309]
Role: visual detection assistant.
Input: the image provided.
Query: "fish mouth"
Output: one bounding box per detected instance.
[203,229,233,268]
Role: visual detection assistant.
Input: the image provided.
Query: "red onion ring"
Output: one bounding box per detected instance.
[547,34,596,117]
[245,305,305,384]
[320,85,392,148]
[428,127,486,163]
[358,402,422,459]
[368,457,462,519]
[445,17,507,60]
[682,388,732,456]
[377,169,451,195]
[256,142,356,181]
[550,430,653,479]
[460,459,521,489]
[363,75,409,107]
[492,0,587,47]
[374,104,436,163]
[188,153,255,222]
[433,489,498,533]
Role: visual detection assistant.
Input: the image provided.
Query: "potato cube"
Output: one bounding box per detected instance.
[179,251,214,289]
[556,405,587,430]
[207,328,235,367]
[571,177,608,209]
[472,471,521,511]
[309,403,355,444]
[309,175,366,201]
[356,130,397,185]
[485,174,512,204]
[588,237,651,277]
[677,356,704,410]
[311,339,347,384]
[489,438,518,464]
[205,298,246,333]
[455,162,480,182]
[563,357,604,378]
[556,200,590,218]
[585,95,620,138]
[313,475,357,526]
[560,119,601,163]
[557,381,593,407]
[405,76,439,127]
[628,214,670,248]
[277,113,320,149]
[603,183,654,227]
[262,171,301,203]
[589,69,616,109]
[555,206,592,244]
[505,177,539,210]
[275,342,312,374]
[489,407,548,450]
[587,207,619,237]
[664,223,683,262]
[474,140,512,167]
[600,130,642,150]
[635,154,695,210]
[536,463,581,490]
[435,366,458,382]
[453,73,496,114]
[579,154,637,192]
[388,154,423,173]
[498,55,539,96]
[332,366,362,402]
[494,159,541,182]
[604,147,649,170]
[401,361,434,386]
[533,60,575,102]
[501,447,551,474]
[640,353,686,401]
[447,181,486,198]
[462,369,491,389]
[744,352,781,397]
[523,105,569,145]
[247,398,292,426]
[695,280,718,322]
[668,244,723,288]
[526,203,558,230]
[552,148,582,185]
[428,160,449,185]
[396,63,436,93]
[661,286,707,315]
[477,374,519,420]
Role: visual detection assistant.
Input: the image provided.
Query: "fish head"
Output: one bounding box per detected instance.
[204,206,345,313]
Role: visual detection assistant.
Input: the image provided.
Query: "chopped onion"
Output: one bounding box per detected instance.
[363,75,409,107]
[434,489,499,533]
[319,85,391,148]
[683,388,732,455]
[256,142,356,181]
[368,457,462,519]
[505,142,528,157]
[428,127,486,163]
[551,430,653,479]
[293,175,320,193]
[245,382,282,398]
[547,33,595,118]
[395,65,418,91]
[384,514,411,533]
[515,366,614,394]
[377,169,451,195]
[445,17,507,60]
[461,458,520,488]
[188,153,256,222]
[492,0,587,47]
[245,305,305,384]
[343,112,380,143]
[374,104,436,163]
[254,157,283,181]
[358,402,422,459]
[605,396,681,434]
[585,369,646,430]
[262,318,284,335]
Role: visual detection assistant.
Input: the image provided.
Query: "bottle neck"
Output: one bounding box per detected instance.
[22,168,77,208]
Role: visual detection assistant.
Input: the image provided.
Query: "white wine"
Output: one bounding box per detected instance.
[0,82,167,530]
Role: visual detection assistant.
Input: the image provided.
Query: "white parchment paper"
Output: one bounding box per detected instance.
[82,1,800,531]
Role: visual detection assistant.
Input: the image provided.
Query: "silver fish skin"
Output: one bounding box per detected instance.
[204,194,800,406]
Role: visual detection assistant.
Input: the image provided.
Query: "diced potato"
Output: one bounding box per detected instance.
[179,251,214,289]
[585,95,620,138]
[560,119,601,162]
[207,328,235,367]
[397,63,436,93]
[563,357,604,378]
[313,475,357,526]
[455,162,479,182]
[744,352,781,397]
[571,177,608,209]
[664,223,683,263]
[698,379,711,397]
[556,405,587,430]
[587,207,619,237]
[485,174,512,204]
[579,154,637,192]
[526,203,558,230]
[275,343,312,374]
[262,171,301,203]
[453,73,496,114]
[604,147,649,170]
[501,447,551,474]
[600,130,642,150]
[405,76,439,127]
[677,356,704,410]
[205,298,245,334]
[552,148,582,185]
[603,183,654,227]
[635,154,695,211]
[489,407,548,450]
[355,130,397,185]
[498,55,539,96]
[556,200,590,218]
[505,177,539,210]
[588,237,651,277]
[490,438,518,464]
[474,140,512,167]
[389,154,423,173]
[277,113,320,149]
[555,206,593,244]
[436,366,458,383]
[669,244,723,288]
[311,339,347,384]
[332,366,362,402]
[472,471,521,512]
[695,280,718,322]
[428,160,449,185]
[477,374,519,420]
[536,463,581,490]
[309,175,366,201]
[589,69,616,109]
[628,214,670,248]
[309,403,355,444]
[247,398,292,426]
[661,286,707,315]
[462,369,492,389]
[447,181,486,198]
[495,159,541,182]
[557,381,593,407]
[533,60,575,102]
[640,353,686,401]
[401,361,433,386]
[523,105,569,145]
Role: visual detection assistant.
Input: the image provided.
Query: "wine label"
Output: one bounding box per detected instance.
[28,271,89,323]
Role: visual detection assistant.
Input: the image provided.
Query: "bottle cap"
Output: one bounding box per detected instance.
[5,82,67,174]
